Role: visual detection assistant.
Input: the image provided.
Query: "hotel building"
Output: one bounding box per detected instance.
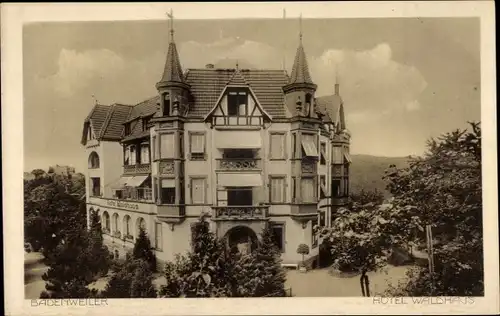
[81,20,351,266]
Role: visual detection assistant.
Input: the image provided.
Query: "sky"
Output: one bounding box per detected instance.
[23,17,480,173]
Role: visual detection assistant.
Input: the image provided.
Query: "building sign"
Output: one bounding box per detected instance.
[106,200,140,210]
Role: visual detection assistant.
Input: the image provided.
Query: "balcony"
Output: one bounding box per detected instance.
[114,187,153,202]
[301,160,317,174]
[216,158,262,172]
[212,205,269,220]
[123,163,151,175]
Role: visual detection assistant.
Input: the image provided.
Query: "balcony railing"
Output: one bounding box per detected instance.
[123,163,151,174]
[212,205,269,220]
[114,188,153,201]
[301,160,317,174]
[216,158,261,171]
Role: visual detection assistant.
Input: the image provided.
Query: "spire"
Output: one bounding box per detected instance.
[159,9,185,83]
[287,14,314,86]
[335,66,340,95]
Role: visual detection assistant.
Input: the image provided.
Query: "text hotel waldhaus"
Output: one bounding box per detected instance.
[81,19,351,267]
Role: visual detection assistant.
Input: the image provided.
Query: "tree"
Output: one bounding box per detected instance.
[232,227,286,297]
[160,215,238,297]
[383,121,483,296]
[130,260,157,298]
[40,222,99,298]
[132,226,157,272]
[87,210,111,278]
[349,188,385,208]
[101,254,140,298]
[296,244,310,267]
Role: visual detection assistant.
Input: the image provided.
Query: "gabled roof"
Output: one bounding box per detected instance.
[288,42,314,85]
[226,68,248,86]
[81,103,132,145]
[315,94,343,126]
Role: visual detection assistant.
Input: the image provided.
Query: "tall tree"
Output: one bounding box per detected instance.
[160,215,237,297]
[232,227,287,297]
[384,121,483,296]
[132,226,157,272]
[101,254,140,298]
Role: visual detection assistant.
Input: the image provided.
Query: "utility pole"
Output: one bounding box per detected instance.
[425,224,435,294]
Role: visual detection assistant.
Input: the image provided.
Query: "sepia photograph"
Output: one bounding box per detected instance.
[2,2,498,315]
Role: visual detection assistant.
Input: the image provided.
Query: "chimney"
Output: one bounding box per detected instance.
[206,63,214,69]
[335,83,340,95]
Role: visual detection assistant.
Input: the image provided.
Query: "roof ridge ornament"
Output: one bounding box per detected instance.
[167,9,174,42]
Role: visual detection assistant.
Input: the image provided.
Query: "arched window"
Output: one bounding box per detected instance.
[112,213,119,233]
[123,215,131,237]
[88,151,100,169]
[305,93,313,116]
[102,211,110,233]
[136,217,146,237]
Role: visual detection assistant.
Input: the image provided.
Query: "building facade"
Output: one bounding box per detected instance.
[81,24,351,266]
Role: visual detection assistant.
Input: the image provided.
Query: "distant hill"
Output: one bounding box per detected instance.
[350,154,411,197]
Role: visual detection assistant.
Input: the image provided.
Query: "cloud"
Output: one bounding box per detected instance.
[179,38,282,69]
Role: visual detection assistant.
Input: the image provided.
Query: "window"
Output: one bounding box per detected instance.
[270,223,285,252]
[112,213,119,233]
[291,133,297,158]
[152,136,157,161]
[140,144,150,164]
[320,142,327,165]
[102,212,110,232]
[300,177,316,203]
[227,188,252,206]
[343,177,349,196]
[160,133,175,158]
[160,178,176,204]
[163,94,170,116]
[190,177,206,204]
[291,177,296,202]
[332,146,342,164]
[301,133,318,157]
[319,211,326,227]
[142,118,150,131]
[312,218,319,248]
[179,133,184,158]
[304,93,312,116]
[189,133,205,160]
[155,222,162,251]
[319,175,327,198]
[332,179,341,198]
[124,146,130,165]
[269,176,286,203]
[90,177,101,196]
[124,215,131,237]
[227,90,247,116]
[124,123,131,136]
[270,133,286,159]
[88,151,100,169]
[124,145,136,165]
[88,125,94,140]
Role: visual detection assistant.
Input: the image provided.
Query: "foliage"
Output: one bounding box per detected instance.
[160,215,237,297]
[296,243,310,265]
[349,188,385,208]
[24,170,86,254]
[382,121,483,296]
[231,227,287,297]
[101,254,141,298]
[87,210,112,277]
[130,259,158,298]
[132,226,157,272]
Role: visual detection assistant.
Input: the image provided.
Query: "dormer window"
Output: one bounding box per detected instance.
[124,123,131,136]
[142,118,150,131]
[227,89,247,116]
[163,94,170,116]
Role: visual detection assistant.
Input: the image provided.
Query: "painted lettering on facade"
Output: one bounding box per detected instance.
[106,200,140,210]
